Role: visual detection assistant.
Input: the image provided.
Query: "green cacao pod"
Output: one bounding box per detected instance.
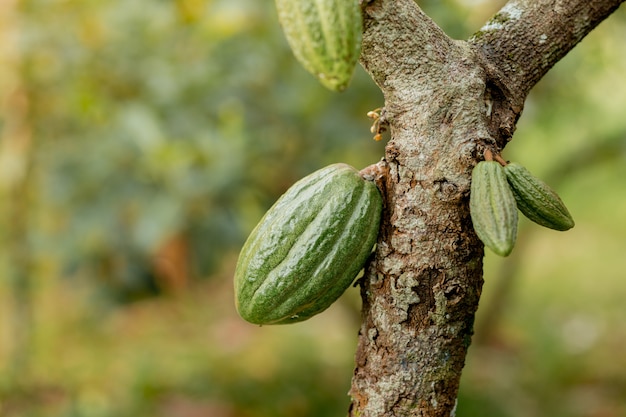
[234,163,382,325]
[504,162,574,231]
[275,0,362,91]
[470,161,518,257]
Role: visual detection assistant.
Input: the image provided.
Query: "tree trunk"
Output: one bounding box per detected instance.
[348,0,625,416]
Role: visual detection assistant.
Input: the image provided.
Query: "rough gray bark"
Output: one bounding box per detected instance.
[349,0,625,416]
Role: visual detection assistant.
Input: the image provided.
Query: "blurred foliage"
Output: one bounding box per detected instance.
[0,0,625,416]
[20,0,385,288]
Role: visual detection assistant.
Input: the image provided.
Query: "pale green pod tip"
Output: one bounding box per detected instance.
[275,0,363,92]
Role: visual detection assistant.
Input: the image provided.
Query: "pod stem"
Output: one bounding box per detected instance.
[359,160,385,181]
[360,160,388,203]
[494,154,508,167]
[483,149,508,167]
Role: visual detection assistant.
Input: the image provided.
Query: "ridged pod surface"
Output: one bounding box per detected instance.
[470,161,518,257]
[275,0,362,91]
[234,163,382,325]
[504,162,574,231]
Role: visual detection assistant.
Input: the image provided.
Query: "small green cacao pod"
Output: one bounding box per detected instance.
[504,162,574,231]
[470,161,518,257]
[234,163,382,325]
[275,0,362,91]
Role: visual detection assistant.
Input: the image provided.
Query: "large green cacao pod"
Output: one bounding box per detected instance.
[234,163,382,325]
[504,162,575,231]
[275,0,362,91]
[470,161,518,257]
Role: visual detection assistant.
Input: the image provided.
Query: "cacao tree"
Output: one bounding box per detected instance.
[351,1,625,415]
[236,0,626,416]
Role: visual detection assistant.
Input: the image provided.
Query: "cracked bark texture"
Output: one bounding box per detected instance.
[348,0,625,416]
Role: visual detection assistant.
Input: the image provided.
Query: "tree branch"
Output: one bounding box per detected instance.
[469,0,625,99]
[359,0,457,98]
[349,0,624,416]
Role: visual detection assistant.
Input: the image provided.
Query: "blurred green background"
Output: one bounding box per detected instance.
[0,0,625,416]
